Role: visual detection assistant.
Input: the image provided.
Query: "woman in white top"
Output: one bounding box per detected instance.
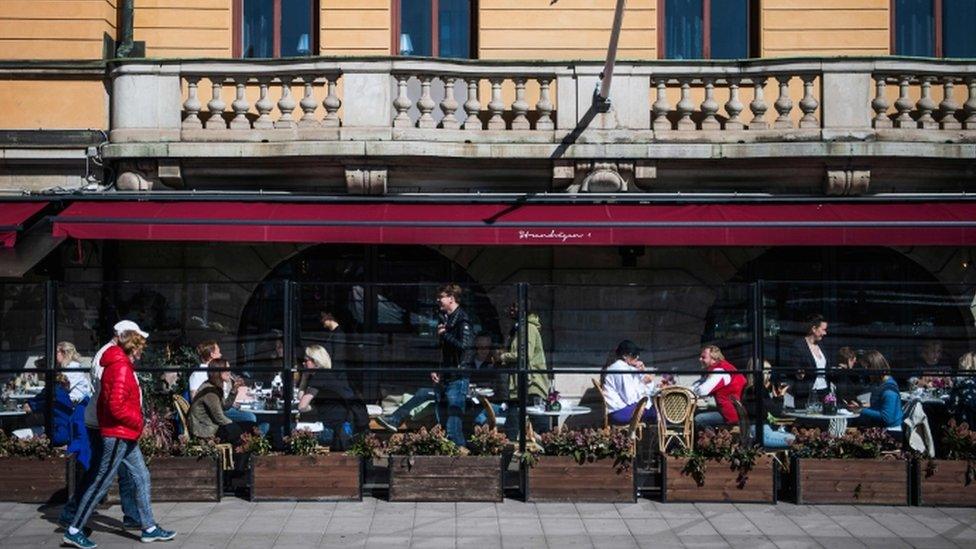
[599,340,660,425]
[56,341,92,403]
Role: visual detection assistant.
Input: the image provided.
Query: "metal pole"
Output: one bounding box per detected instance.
[44,280,56,440]
[517,283,529,455]
[752,280,766,448]
[282,280,295,436]
[598,0,627,102]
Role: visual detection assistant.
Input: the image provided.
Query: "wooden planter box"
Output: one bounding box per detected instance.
[0,457,69,503]
[663,455,776,503]
[917,460,976,507]
[794,458,909,505]
[103,456,220,503]
[388,455,503,502]
[525,456,635,503]
[251,454,362,501]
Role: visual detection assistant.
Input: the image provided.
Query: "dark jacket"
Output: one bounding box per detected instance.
[300,370,369,434]
[439,307,474,376]
[830,366,866,404]
[27,384,75,446]
[779,337,826,401]
[189,382,233,439]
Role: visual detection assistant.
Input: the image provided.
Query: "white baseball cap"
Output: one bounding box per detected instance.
[114,320,149,338]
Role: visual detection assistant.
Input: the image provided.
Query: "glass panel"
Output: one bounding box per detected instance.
[665,0,703,60]
[710,0,748,59]
[895,0,935,56]
[400,0,433,56]
[281,0,313,57]
[242,0,274,58]
[438,0,471,59]
[0,283,47,438]
[944,0,976,57]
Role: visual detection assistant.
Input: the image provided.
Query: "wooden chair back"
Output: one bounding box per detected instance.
[653,386,696,454]
[731,398,753,447]
[626,396,648,441]
[591,378,610,429]
[477,395,497,430]
[172,394,191,437]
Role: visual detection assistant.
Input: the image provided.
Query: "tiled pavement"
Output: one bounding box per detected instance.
[0,498,974,548]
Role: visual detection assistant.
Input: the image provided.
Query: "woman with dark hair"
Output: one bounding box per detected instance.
[784,313,830,403]
[188,361,259,445]
[599,340,659,425]
[848,350,903,432]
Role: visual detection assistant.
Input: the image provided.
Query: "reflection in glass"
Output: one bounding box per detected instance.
[710,0,748,59]
[242,0,273,58]
[894,0,935,56]
[400,0,432,57]
[281,0,312,57]
[943,0,976,57]
[439,0,470,59]
[665,0,703,60]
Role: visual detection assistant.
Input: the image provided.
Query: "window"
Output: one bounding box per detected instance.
[893,0,976,57]
[393,0,476,58]
[659,0,753,60]
[234,0,316,58]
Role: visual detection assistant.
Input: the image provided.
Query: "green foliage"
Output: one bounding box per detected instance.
[467,425,508,456]
[0,430,61,459]
[386,425,461,457]
[672,428,762,488]
[138,408,176,461]
[347,432,384,460]
[941,420,976,486]
[138,344,197,415]
[791,427,900,459]
[285,429,322,456]
[235,427,272,456]
[526,427,635,473]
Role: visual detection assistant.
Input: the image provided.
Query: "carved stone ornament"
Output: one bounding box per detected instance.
[553,160,656,194]
[824,169,870,196]
[345,167,388,195]
[115,159,181,191]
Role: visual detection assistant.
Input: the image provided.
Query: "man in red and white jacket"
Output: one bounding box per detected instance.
[692,345,747,428]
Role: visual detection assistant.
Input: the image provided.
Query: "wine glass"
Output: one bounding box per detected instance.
[254,381,264,394]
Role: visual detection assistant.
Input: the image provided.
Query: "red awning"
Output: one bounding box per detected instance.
[51,200,976,246]
[0,202,46,248]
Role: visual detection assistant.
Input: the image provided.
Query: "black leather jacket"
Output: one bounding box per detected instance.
[440,307,474,377]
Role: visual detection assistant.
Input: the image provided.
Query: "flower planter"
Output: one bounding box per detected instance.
[917,460,976,507]
[102,456,221,503]
[388,455,503,502]
[525,456,635,503]
[251,454,362,501]
[663,455,776,503]
[794,458,909,505]
[0,456,69,503]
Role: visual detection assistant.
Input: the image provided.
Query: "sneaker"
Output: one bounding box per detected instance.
[375,416,398,432]
[122,517,142,529]
[140,526,176,543]
[62,530,97,549]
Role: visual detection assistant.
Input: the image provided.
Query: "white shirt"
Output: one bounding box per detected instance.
[811,345,828,391]
[692,367,732,397]
[602,359,659,413]
[63,361,93,403]
[188,363,209,394]
[84,340,116,428]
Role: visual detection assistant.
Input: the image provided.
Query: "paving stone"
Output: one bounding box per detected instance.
[365,534,412,548]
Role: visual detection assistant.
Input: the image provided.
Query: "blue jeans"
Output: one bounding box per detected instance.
[71,437,156,531]
[609,402,657,425]
[61,429,141,525]
[751,424,795,449]
[694,411,730,427]
[436,378,469,447]
[317,427,335,446]
[386,387,437,426]
[226,407,269,435]
[474,403,504,427]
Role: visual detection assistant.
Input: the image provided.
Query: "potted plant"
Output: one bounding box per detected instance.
[250,429,362,501]
[387,425,506,502]
[664,428,775,503]
[524,427,635,503]
[791,427,908,505]
[0,431,69,503]
[917,420,976,506]
[822,393,838,416]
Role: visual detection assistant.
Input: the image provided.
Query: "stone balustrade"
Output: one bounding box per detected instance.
[870,62,976,131]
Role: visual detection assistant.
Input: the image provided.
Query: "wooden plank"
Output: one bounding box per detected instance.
[251,454,361,502]
[796,459,908,505]
[527,456,634,503]
[918,461,976,507]
[0,458,68,503]
[664,456,775,503]
[389,455,502,502]
[106,458,220,503]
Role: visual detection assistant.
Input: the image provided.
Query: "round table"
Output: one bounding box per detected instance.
[526,404,591,431]
[784,409,860,437]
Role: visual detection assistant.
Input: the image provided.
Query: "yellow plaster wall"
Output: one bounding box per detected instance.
[762,0,890,57]
[0,80,107,129]
[320,0,390,55]
[134,0,232,58]
[0,0,117,60]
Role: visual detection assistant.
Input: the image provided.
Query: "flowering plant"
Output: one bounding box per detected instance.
[235,427,272,456]
[524,427,634,472]
[386,425,461,457]
[467,425,509,456]
[823,393,837,405]
[791,427,900,459]
[0,431,61,459]
[347,432,384,460]
[930,377,950,390]
[285,429,325,456]
[943,420,976,461]
[671,428,762,488]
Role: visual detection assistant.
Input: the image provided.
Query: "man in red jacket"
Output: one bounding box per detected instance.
[692,345,747,428]
[64,330,176,549]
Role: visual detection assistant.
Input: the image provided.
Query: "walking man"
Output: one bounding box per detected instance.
[434,284,474,447]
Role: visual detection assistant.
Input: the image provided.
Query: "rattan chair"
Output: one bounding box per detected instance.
[173,394,234,471]
[477,394,497,430]
[591,378,651,438]
[653,386,696,454]
[592,378,610,429]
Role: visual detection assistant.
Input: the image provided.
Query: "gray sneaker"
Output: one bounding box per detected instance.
[375,416,398,432]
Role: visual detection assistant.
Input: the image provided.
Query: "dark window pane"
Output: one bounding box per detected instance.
[281,0,313,57]
[242,0,274,58]
[439,0,471,59]
[400,0,432,56]
[665,0,703,60]
[710,0,748,59]
[944,0,976,57]
[894,0,935,56]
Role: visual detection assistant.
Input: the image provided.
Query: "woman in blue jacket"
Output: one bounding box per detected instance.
[24,373,75,446]
[847,350,903,433]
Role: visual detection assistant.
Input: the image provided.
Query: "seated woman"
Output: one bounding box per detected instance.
[56,341,92,404]
[830,346,866,407]
[189,366,259,446]
[948,352,976,426]
[22,371,75,445]
[600,340,659,425]
[297,345,369,449]
[692,345,747,428]
[757,360,795,449]
[847,350,903,434]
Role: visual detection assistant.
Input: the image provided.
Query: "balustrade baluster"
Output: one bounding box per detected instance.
[253,78,274,129]
[298,77,318,128]
[511,78,530,130]
[393,74,412,128]
[894,76,914,129]
[723,79,744,131]
[798,75,819,128]
[275,76,297,129]
[487,78,506,130]
[749,78,768,130]
[439,76,460,129]
[916,77,938,129]
[417,75,436,129]
[773,75,793,129]
[182,76,203,129]
[939,78,961,130]
[676,80,695,131]
[652,79,671,131]
[700,79,720,130]
[965,77,976,130]
[463,77,482,131]
[206,76,227,130]
[322,75,341,127]
[871,76,892,129]
[229,78,250,130]
[535,77,554,130]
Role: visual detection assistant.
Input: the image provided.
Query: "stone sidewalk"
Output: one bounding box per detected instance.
[0,498,974,549]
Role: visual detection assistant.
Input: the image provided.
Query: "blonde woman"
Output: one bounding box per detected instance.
[948,352,976,426]
[56,341,92,403]
[297,345,367,448]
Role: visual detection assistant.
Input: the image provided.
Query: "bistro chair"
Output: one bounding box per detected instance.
[653,385,696,454]
[477,394,497,431]
[172,394,234,471]
[626,396,649,441]
[591,378,611,429]
[733,397,790,473]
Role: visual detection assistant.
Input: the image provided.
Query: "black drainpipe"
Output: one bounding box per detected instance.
[116,0,144,58]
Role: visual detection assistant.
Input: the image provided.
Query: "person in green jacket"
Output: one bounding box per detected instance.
[498,302,551,437]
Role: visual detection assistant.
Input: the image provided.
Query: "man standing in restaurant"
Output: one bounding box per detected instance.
[434,284,474,447]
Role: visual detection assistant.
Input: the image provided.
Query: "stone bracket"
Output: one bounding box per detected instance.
[345,167,388,195]
[824,168,870,195]
[115,159,181,191]
[553,160,656,193]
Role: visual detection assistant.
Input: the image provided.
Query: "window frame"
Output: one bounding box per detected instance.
[233,0,319,58]
[657,0,759,60]
[890,0,946,57]
[391,0,479,58]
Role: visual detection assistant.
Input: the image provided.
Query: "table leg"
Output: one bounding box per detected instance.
[828,418,847,437]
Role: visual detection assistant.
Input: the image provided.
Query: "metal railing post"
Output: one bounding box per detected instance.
[282,280,296,436]
[517,283,529,454]
[44,280,57,440]
[752,280,766,448]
